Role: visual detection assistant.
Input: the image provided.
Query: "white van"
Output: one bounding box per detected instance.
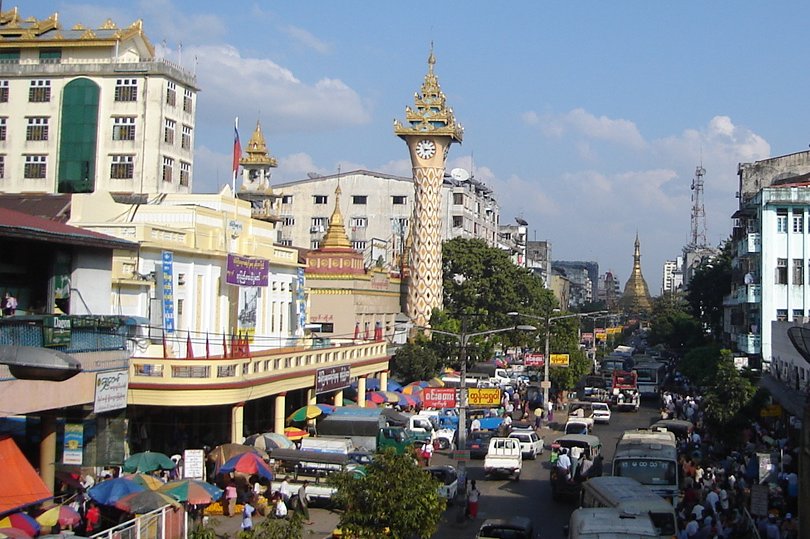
[580,476,677,539]
[566,508,658,539]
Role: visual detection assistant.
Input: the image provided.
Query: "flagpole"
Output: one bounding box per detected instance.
[232,116,240,196]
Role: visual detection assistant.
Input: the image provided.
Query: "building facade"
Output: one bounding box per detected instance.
[0,8,197,195]
[662,257,683,294]
[527,239,552,287]
[552,260,598,307]
[498,220,528,267]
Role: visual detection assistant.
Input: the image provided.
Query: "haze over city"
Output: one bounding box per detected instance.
[26,0,810,292]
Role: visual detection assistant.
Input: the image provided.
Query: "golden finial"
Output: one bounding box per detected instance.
[321,184,351,249]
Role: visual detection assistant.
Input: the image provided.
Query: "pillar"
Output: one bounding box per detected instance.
[334,389,344,407]
[380,370,389,392]
[39,412,56,493]
[358,376,367,407]
[307,388,316,405]
[230,402,245,444]
[274,393,286,434]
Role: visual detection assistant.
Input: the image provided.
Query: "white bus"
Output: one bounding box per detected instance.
[613,428,679,502]
[633,361,667,398]
[580,476,677,539]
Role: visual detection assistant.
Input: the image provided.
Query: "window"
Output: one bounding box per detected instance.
[166,81,176,106]
[776,258,788,284]
[777,309,788,322]
[24,154,46,179]
[183,88,192,113]
[310,240,321,249]
[794,259,804,285]
[391,217,409,233]
[179,161,190,186]
[282,195,293,204]
[181,125,192,150]
[0,117,6,141]
[453,192,464,205]
[25,117,49,141]
[311,217,328,232]
[0,155,5,178]
[0,81,8,103]
[777,210,788,233]
[352,240,367,251]
[352,195,367,204]
[794,211,804,233]
[39,49,61,64]
[793,310,804,322]
[452,216,464,228]
[28,80,51,102]
[162,156,174,183]
[392,195,407,205]
[164,119,176,144]
[279,239,292,247]
[0,50,19,63]
[350,217,367,228]
[112,117,136,141]
[114,79,138,102]
[110,155,134,179]
[282,216,295,226]
[314,195,328,204]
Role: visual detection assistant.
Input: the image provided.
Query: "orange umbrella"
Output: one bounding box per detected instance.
[283,427,309,441]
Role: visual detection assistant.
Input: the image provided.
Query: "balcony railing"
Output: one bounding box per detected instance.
[737,333,761,354]
[735,284,761,304]
[742,233,761,254]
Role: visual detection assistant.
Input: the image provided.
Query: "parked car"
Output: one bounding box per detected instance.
[484,437,522,480]
[508,430,544,460]
[426,465,458,502]
[591,402,612,424]
[466,431,495,459]
[477,516,535,539]
[565,420,591,435]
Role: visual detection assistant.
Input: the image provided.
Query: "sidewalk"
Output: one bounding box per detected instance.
[207,506,340,538]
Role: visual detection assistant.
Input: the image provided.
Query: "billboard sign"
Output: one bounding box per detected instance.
[94,370,129,413]
[315,365,352,394]
[63,423,83,465]
[468,388,502,407]
[421,387,457,409]
[226,254,269,287]
[549,354,570,367]
[524,353,544,367]
[161,251,175,333]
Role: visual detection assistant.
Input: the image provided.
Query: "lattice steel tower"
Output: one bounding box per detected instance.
[690,164,708,248]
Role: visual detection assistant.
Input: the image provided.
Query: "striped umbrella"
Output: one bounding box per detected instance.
[402,382,424,395]
[397,393,418,407]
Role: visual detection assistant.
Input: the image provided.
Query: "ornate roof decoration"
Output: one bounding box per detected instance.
[620,233,653,314]
[99,19,118,30]
[394,46,463,142]
[240,121,278,168]
[321,186,351,249]
[306,185,366,276]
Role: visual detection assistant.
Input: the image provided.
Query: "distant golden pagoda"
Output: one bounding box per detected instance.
[620,234,653,314]
[306,185,365,276]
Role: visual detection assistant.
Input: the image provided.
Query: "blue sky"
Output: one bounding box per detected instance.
[24,1,810,293]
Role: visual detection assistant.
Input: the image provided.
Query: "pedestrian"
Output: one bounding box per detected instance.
[272,492,288,519]
[466,479,481,519]
[241,495,256,532]
[422,440,434,466]
[84,502,100,535]
[546,399,554,425]
[297,480,312,525]
[2,292,16,316]
[533,406,543,430]
[224,479,237,517]
[278,475,292,504]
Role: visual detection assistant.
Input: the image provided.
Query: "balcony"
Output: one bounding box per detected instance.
[741,233,761,254]
[737,333,761,354]
[735,284,761,304]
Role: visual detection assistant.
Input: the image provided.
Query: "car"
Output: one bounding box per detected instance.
[466,430,495,459]
[509,421,536,433]
[591,402,611,424]
[564,420,591,435]
[508,431,543,460]
[476,516,535,539]
[426,465,458,502]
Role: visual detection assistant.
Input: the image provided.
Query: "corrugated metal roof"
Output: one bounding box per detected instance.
[0,207,135,250]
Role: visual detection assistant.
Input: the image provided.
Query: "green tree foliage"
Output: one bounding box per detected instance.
[648,295,705,356]
[330,449,445,539]
[240,513,304,539]
[701,350,755,439]
[548,317,591,391]
[686,242,732,337]
[390,340,441,383]
[679,344,724,387]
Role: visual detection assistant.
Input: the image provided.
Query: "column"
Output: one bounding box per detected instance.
[230,402,245,444]
[358,376,367,407]
[39,412,56,493]
[307,388,316,405]
[334,389,344,407]
[274,393,286,434]
[380,370,389,392]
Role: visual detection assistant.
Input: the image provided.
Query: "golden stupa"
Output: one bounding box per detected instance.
[620,234,653,314]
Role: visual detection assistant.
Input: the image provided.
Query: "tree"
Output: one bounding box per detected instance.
[679,344,724,387]
[330,449,445,539]
[648,295,705,356]
[390,340,441,383]
[242,513,304,539]
[701,350,756,442]
[686,242,732,337]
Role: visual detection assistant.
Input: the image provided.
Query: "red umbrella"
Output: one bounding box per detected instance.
[219,452,273,480]
[0,528,32,539]
[366,391,387,404]
[0,514,40,537]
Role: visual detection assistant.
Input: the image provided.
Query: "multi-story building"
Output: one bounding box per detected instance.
[498,219,528,267]
[552,260,599,307]
[274,169,500,270]
[527,240,552,287]
[662,257,684,294]
[0,8,197,194]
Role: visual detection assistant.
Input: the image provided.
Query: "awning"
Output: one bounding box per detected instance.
[0,436,52,516]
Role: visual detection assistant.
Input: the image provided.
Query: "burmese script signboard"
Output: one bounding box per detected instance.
[550,354,570,367]
[524,353,544,367]
[468,388,502,407]
[226,254,269,287]
[422,387,457,409]
[94,370,129,414]
[315,365,351,394]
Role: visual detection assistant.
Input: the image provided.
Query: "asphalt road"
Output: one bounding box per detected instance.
[431,401,660,538]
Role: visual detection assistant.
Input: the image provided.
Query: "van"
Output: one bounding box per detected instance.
[566,508,658,539]
[580,476,677,538]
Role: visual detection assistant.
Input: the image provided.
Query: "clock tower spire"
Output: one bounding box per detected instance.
[394,47,463,329]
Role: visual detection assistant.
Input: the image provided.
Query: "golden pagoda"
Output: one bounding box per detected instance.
[620,234,653,314]
[306,185,365,276]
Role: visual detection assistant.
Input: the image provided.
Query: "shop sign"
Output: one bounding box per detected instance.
[94,370,129,414]
[315,365,351,394]
[161,251,175,333]
[43,316,71,347]
[226,254,269,287]
[183,449,206,480]
[468,388,502,407]
[581,332,594,343]
[422,387,457,409]
[524,353,544,367]
[63,423,83,465]
[550,354,570,367]
[759,404,782,417]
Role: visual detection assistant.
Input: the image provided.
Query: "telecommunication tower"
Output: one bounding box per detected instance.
[689,164,708,248]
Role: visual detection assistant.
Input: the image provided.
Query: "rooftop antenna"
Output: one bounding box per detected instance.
[689,161,708,248]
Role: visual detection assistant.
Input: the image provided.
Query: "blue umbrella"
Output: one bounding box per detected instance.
[315,403,336,415]
[386,380,404,392]
[219,452,274,480]
[88,477,147,505]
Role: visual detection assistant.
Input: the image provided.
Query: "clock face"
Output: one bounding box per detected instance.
[415,139,436,160]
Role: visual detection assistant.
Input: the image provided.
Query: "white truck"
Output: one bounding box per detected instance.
[483,437,522,481]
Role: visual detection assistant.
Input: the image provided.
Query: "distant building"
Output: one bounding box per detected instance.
[662,257,684,294]
[498,219,528,267]
[598,271,621,310]
[552,260,599,307]
[527,240,552,287]
[620,234,653,314]
[0,8,197,195]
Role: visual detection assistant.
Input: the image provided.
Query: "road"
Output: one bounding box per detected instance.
[431,401,660,538]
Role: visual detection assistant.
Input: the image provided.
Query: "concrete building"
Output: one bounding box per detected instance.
[0,8,197,195]
[597,271,621,310]
[552,260,598,307]
[527,239,552,287]
[498,219,528,267]
[662,257,684,294]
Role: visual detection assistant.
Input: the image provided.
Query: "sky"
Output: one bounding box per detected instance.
[23,1,810,293]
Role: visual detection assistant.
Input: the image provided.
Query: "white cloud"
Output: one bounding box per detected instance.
[526,108,646,149]
[282,25,332,54]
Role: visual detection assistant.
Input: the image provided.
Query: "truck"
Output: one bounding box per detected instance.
[577,375,610,403]
[611,370,639,412]
[483,437,522,481]
[317,413,414,454]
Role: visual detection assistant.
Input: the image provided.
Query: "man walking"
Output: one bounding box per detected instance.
[297,481,313,525]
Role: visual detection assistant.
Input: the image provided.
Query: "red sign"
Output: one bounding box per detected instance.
[524,353,545,367]
[422,387,457,409]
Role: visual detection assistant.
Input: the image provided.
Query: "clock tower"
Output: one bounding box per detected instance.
[394,48,463,329]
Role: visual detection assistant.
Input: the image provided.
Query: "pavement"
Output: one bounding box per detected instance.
[207,410,570,539]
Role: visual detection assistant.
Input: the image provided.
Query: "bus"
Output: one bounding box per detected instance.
[633,361,667,398]
[613,428,679,502]
[580,476,677,539]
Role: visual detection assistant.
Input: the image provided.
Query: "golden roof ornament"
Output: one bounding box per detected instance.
[620,233,653,313]
[240,121,278,168]
[393,45,463,142]
[321,185,352,249]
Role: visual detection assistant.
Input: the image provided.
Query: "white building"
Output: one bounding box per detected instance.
[498,219,528,267]
[0,8,197,195]
[273,169,500,269]
[661,257,683,294]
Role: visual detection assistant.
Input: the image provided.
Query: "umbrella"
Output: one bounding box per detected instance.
[402,383,424,395]
[243,432,295,450]
[114,490,180,514]
[123,451,176,473]
[283,427,309,441]
[219,452,273,480]
[0,514,40,537]
[124,473,164,490]
[397,393,418,407]
[208,443,268,471]
[54,471,82,489]
[366,391,388,404]
[427,377,445,387]
[315,403,336,415]
[87,477,146,505]
[342,398,356,405]
[0,529,32,539]
[386,380,404,392]
[287,405,324,423]
[36,505,81,528]
[363,400,378,408]
[159,479,223,505]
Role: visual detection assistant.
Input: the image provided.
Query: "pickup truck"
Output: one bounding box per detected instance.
[566,404,595,432]
[483,437,522,481]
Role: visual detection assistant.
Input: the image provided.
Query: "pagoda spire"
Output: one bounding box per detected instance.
[321,185,351,249]
[239,120,277,192]
[620,233,653,314]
